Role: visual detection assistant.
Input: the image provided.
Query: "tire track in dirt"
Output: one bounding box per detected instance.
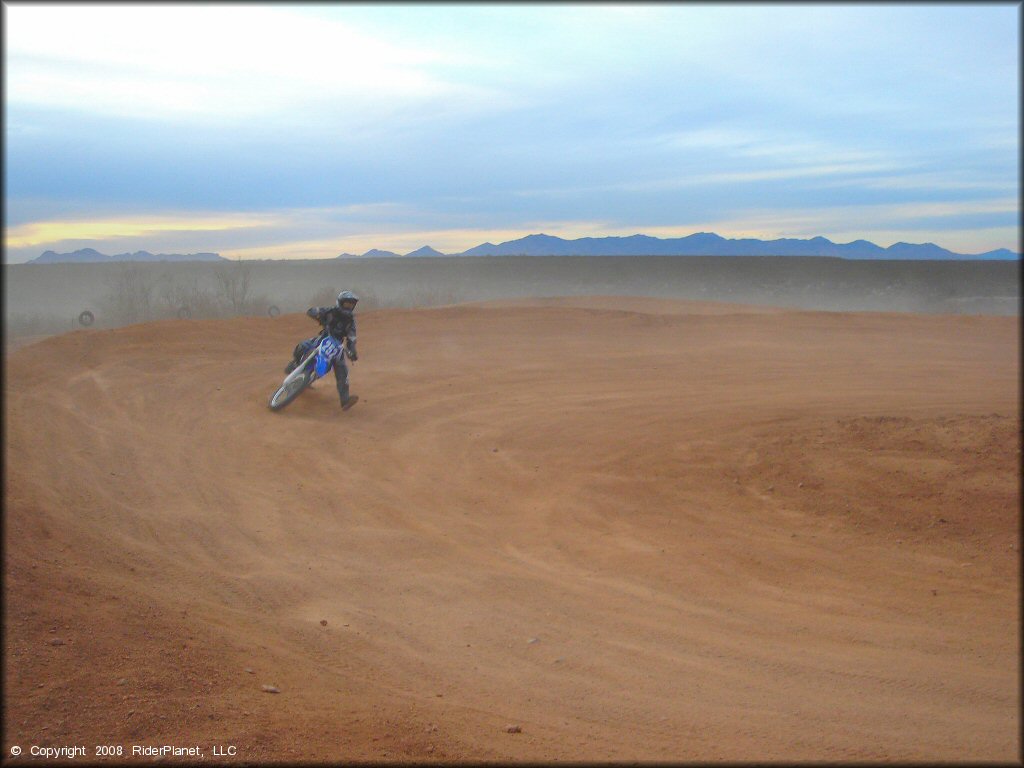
[4,298,1019,761]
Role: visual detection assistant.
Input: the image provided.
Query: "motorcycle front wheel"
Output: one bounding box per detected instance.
[268,370,313,411]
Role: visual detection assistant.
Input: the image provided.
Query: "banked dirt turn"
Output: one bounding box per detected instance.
[4,297,1019,762]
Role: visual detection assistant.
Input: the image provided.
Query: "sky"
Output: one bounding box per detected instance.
[3,2,1020,262]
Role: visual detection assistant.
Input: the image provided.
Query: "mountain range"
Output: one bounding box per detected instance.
[337,246,446,259]
[27,234,1020,264]
[29,248,226,264]
[451,232,1019,260]
[336,233,1017,260]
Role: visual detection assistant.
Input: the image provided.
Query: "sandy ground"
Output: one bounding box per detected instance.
[3,296,1020,763]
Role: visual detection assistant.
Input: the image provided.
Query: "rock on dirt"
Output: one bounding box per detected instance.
[505,724,522,734]
[261,685,281,694]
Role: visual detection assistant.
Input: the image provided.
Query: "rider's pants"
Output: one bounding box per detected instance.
[294,337,350,404]
[333,355,351,403]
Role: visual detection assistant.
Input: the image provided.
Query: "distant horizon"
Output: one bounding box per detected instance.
[6,222,1020,264]
[15,230,1020,264]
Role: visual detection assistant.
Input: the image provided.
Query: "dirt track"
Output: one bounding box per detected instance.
[3,297,1020,762]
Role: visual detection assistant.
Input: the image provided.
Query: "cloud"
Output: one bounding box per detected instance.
[4,4,489,126]
[509,158,902,198]
[5,212,284,250]
[817,173,1018,195]
[622,163,904,193]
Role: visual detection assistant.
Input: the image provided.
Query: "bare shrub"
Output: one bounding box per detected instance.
[213,259,253,314]
[184,285,223,319]
[244,292,276,316]
[154,272,180,318]
[154,273,221,319]
[98,264,156,325]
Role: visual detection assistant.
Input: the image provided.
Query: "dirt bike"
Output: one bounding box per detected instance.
[268,330,349,411]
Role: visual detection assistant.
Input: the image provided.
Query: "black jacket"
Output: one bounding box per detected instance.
[310,306,357,351]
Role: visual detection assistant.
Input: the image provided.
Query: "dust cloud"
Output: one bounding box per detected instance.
[4,255,1019,346]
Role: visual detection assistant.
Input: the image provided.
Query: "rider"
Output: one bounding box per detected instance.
[285,290,359,409]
